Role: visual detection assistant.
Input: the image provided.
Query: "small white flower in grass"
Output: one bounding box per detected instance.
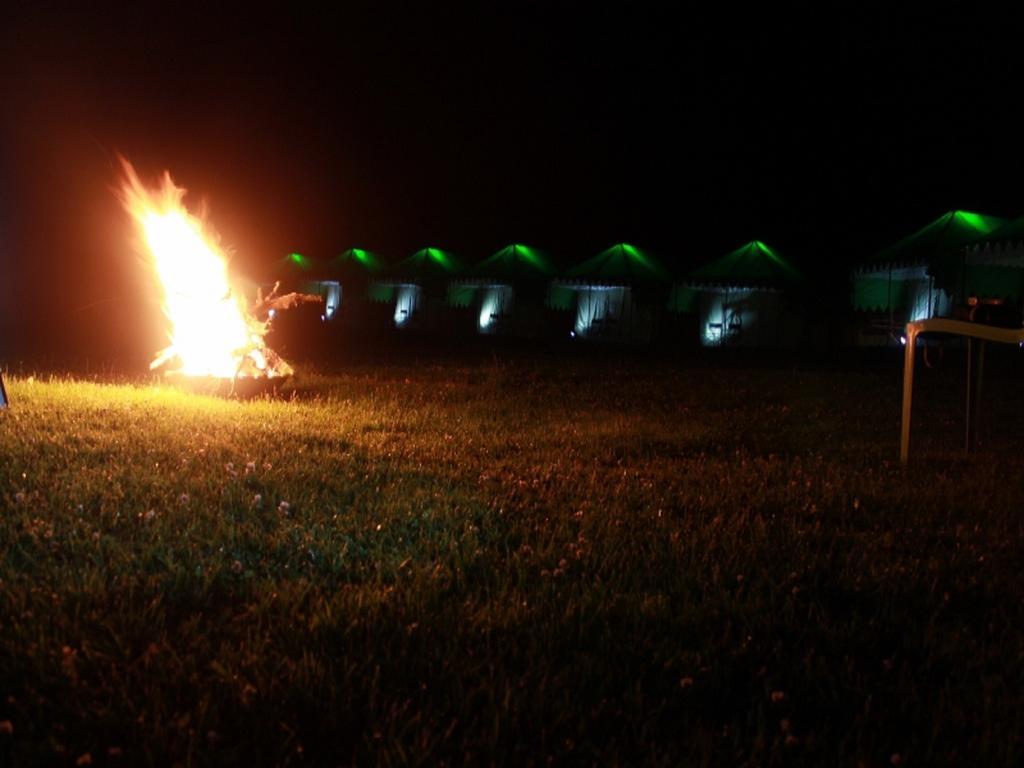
[143,510,156,523]
[263,462,272,471]
[225,462,234,473]
[245,461,256,474]
[278,501,290,515]
[254,494,262,507]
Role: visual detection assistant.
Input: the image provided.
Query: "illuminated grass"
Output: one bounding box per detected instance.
[1,362,1024,765]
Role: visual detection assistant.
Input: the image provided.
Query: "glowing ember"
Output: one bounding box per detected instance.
[119,160,304,380]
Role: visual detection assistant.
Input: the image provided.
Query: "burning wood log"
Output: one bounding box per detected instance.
[252,281,323,317]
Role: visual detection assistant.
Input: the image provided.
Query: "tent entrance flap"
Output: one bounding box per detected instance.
[478,286,515,333]
[574,287,634,340]
[393,285,424,328]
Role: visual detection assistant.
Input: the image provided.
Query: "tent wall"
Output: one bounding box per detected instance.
[962,264,1024,303]
[697,289,801,348]
[388,284,459,332]
[448,284,478,308]
[477,286,515,334]
[906,279,952,322]
[547,285,575,311]
[852,270,951,346]
[301,281,341,319]
[446,282,549,337]
[667,284,699,314]
[852,276,906,313]
[572,287,653,343]
[393,285,424,328]
[367,283,395,304]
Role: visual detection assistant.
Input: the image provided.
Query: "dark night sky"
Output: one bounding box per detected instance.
[2,3,1023,358]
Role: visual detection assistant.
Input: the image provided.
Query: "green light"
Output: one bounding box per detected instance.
[620,243,670,279]
[509,244,553,273]
[338,248,383,272]
[621,243,656,271]
[517,245,548,271]
[752,240,786,266]
[953,210,1002,234]
[427,248,451,268]
[404,248,459,274]
[288,252,307,266]
[957,212,985,230]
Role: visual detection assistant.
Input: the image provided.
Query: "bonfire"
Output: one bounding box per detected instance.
[119,159,318,387]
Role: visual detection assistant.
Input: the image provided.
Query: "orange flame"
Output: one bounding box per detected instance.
[119,160,291,380]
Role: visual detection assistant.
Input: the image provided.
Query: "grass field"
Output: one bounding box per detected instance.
[2,356,1024,766]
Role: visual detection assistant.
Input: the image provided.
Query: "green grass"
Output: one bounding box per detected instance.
[2,360,1024,765]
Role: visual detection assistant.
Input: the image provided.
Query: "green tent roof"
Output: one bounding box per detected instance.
[267,251,319,283]
[282,252,315,273]
[564,243,670,284]
[686,240,802,290]
[972,213,1024,250]
[274,250,383,283]
[286,252,313,268]
[388,247,461,282]
[328,248,385,280]
[464,244,555,282]
[860,210,1007,273]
